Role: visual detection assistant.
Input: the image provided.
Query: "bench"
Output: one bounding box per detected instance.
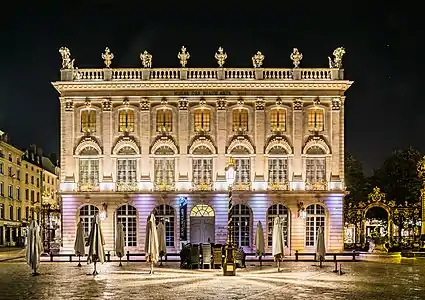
[295,250,359,261]
[47,251,112,262]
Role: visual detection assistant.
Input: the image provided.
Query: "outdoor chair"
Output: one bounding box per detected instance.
[212,244,223,269]
[190,244,200,269]
[235,247,246,268]
[201,244,212,269]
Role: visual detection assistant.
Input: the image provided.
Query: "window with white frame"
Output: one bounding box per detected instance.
[154,146,175,187]
[79,159,99,188]
[116,204,137,247]
[153,204,175,247]
[231,204,251,247]
[267,204,289,247]
[306,158,326,183]
[268,158,288,183]
[234,158,250,184]
[79,205,99,241]
[192,158,213,186]
[305,204,325,247]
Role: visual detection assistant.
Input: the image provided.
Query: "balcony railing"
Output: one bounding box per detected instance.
[78,182,100,192]
[192,182,213,192]
[305,181,328,191]
[116,182,139,192]
[153,182,176,192]
[268,182,289,191]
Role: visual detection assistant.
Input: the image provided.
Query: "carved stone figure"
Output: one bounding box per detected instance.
[178,46,190,67]
[59,47,75,69]
[101,47,114,68]
[252,51,264,68]
[140,50,152,68]
[215,47,227,67]
[290,48,303,68]
[328,47,346,69]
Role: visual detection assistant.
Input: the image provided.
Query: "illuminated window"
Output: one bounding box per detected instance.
[306,146,326,184]
[235,158,250,184]
[308,108,324,131]
[270,109,286,132]
[157,109,172,132]
[267,204,289,247]
[192,158,213,186]
[116,204,137,247]
[268,158,288,183]
[81,110,96,133]
[231,204,251,247]
[153,204,175,247]
[79,205,99,242]
[194,109,210,132]
[119,110,135,132]
[233,109,248,132]
[305,204,325,247]
[190,204,214,217]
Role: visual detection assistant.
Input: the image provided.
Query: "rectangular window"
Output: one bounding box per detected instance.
[25,189,29,200]
[156,109,173,132]
[154,158,175,187]
[16,187,20,200]
[30,190,34,202]
[306,158,326,183]
[17,207,21,220]
[81,110,96,132]
[0,182,3,196]
[116,159,137,192]
[79,159,99,191]
[308,109,324,131]
[306,216,325,247]
[270,109,286,132]
[194,110,210,132]
[231,215,250,247]
[119,110,135,132]
[8,185,12,198]
[234,158,250,184]
[0,204,4,219]
[9,206,13,220]
[192,158,213,186]
[0,163,3,174]
[17,170,20,180]
[232,109,248,132]
[268,158,288,183]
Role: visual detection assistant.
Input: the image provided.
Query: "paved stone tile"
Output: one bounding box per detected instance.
[0,259,424,299]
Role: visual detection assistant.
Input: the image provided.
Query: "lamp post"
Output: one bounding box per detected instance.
[417,157,425,244]
[224,157,236,276]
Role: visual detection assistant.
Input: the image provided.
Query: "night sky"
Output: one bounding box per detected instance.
[0,4,423,173]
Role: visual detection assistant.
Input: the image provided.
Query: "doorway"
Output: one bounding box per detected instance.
[190,204,215,244]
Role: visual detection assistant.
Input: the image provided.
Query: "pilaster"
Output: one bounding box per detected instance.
[178,98,189,181]
[254,98,265,182]
[339,97,345,181]
[216,98,227,177]
[63,99,75,181]
[102,99,112,179]
[292,99,303,181]
[139,99,151,179]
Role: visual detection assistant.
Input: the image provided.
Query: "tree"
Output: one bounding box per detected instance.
[344,152,369,207]
[374,147,423,205]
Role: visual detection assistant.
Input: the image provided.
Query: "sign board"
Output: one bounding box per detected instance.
[179,197,188,240]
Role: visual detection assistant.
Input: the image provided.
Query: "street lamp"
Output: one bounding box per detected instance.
[224,157,236,276]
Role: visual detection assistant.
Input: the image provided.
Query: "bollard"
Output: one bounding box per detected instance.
[295,250,299,261]
[126,250,130,262]
[352,250,356,261]
[339,263,343,275]
[333,260,338,273]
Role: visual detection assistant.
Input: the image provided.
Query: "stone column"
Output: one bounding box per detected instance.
[139,99,151,180]
[178,99,190,188]
[254,98,266,187]
[101,99,112,179]
[216,99,227,178]
[292,99,304,188]
[331,98,341,180]
[62,99,75,182]
[339,97,345,181]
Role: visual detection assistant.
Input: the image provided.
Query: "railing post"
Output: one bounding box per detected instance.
[50,254,53,262]
[333,254,336,262]
[352,250,356,261]
[126,250,130,262]
[313,253,316,261]
[69,255,72,262]
[295,250,299,261]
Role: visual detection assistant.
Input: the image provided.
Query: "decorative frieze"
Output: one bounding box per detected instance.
[65,100,74,111]
[293,99,303,111]
[255,98,265,110]
[216,98,227,110]
[102,99,112,111]
[178,98,188,110]
[332,98,341,110]
[140,98,150,111]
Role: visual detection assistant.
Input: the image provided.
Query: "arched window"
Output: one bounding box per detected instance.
[154,146,175,190]
[231,204,251,247]
[79,205,99,241]
[81,110,96,133]
[116,146,137,191]
[305,204,326,247]
[192,146,213,189]
[270,108,286,132]
[156,109,172,132]
[118,110,135,132]
[194,109,210,132]
[308,108,324,131]
[267,204,289,247]
[232,109,248,132]
[153,204,175,247]
[78,146,100,192]
[190,204,215,217]
[306,146,326,190]
[268,146,288,185]
[116,204,137,247]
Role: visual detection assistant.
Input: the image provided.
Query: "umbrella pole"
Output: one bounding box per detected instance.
[259,255,262,267]
[93,261,98,276]
[277,260,281,272]
[119,256,122,267]
[150,262,154,275]
[78,255,81,267]
[319,256,323,268]
[160,255,163,267]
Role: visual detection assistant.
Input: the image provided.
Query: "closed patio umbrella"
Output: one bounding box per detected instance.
[157,221,167,266]
[26,220,43,276]
[116,222,125,266]
[255,221,265,267]
[86,213,105,275]
[316,227,326,268]
[272,216,285,272]
[74,219,85,267]
[145,214,159,274]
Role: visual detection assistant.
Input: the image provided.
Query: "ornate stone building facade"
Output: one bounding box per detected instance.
[53,46,352,254]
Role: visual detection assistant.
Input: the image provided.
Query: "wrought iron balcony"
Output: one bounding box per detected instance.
[267,182,289,191]
[153,182,176,192]
[233,182,251,191]
[192,182,213,191]
[305,181,328,191]
[78,182,100,192]
[116,181,139,192]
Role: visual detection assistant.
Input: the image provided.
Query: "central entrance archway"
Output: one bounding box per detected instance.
[190,204,215,244]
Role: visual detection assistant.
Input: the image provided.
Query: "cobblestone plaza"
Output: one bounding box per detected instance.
[0,259,424,299]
